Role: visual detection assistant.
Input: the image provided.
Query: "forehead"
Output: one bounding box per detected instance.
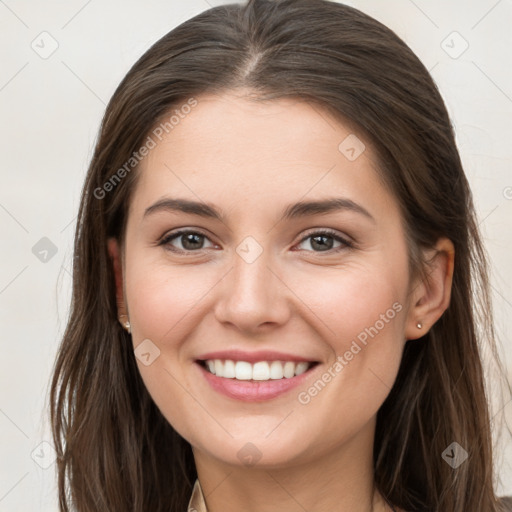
[156,90,361,159]
[129,90,398,223]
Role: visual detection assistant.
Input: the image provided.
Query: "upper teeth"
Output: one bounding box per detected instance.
[205,359,312,380]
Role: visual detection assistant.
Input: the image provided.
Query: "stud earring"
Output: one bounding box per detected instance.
[119,315,131,334]
[416,322,423,329]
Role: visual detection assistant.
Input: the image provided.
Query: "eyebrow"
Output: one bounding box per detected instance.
[143,197,375,223]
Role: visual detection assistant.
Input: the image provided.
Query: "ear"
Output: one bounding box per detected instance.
[405,237,455,341]
[107,237,128,320]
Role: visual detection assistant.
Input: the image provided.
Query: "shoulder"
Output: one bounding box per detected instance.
[395,499,512,512]
[499,496,512,511]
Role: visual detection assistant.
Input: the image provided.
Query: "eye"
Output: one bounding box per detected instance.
[159,229,216,253]
[158,228,353,255]
[295,229,353,253]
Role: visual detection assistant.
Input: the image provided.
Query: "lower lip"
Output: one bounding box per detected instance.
[196,362,318,402]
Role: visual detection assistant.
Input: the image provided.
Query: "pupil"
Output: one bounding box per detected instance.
[183,233,202,250]
[312,235,332,251]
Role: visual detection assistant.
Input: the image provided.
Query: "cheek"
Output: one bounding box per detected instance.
[290,260,408,347]
[290,284,406,451]
[124,256,213,438]
[125,255,215,342]
[290,262,408,411]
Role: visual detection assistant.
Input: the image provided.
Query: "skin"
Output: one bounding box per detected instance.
[108,89,454,512]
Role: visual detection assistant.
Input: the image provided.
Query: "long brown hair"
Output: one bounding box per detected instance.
[48,0,512,510]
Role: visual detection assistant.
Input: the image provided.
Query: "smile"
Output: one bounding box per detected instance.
[195,357,320,402]
[200,359,317,381]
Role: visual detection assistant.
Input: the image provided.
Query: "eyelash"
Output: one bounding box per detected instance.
[157,228,354,255]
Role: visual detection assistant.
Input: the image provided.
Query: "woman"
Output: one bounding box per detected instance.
[48,0,512,510]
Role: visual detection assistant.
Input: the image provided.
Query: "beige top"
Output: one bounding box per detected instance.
[185,478,401,511]
[185,477,512,512]
[187,479,207,512]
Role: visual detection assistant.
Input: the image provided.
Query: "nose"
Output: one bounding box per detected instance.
[213,242,291,333]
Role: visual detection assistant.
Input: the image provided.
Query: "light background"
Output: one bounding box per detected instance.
[0,0,511,509]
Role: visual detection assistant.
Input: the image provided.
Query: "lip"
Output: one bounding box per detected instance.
[195,360,320,402]
[196,349,318,364]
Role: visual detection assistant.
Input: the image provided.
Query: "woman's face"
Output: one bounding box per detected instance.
[110,90,425,468]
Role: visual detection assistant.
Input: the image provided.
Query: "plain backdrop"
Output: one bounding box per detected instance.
[0,0,511,509]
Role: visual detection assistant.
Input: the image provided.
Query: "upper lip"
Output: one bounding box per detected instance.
[196,349,318,364]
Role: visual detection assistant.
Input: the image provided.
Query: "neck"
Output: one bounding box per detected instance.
[193,416,392,512]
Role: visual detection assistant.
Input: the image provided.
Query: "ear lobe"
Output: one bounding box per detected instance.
[107,237,127,317]
[405,237,455,341]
